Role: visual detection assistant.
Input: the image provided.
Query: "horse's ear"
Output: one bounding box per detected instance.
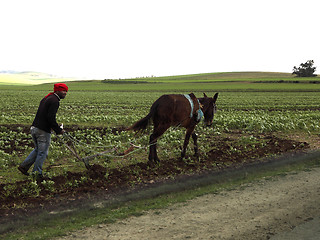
[213,93,219,103]
[203,93,208,98]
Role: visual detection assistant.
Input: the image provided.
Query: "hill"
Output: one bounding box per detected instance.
[150,71,294,80]
[0,71,77,85]
[1,71,318,87]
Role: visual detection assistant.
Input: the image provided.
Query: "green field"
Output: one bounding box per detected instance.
[1,71,320,239]
[1,72,319,181]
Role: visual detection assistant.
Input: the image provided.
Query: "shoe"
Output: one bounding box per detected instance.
[35,173,44,183]
[18,166,29,176]
[29,171,44,182]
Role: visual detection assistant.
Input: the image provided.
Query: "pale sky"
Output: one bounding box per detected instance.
[1,0,319,79]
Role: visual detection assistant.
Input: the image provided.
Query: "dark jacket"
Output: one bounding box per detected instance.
[32,93,63,134]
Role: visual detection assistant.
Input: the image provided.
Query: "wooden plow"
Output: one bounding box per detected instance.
[60,133,143,170]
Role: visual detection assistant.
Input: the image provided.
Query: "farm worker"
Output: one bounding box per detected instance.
[18,83,68,179]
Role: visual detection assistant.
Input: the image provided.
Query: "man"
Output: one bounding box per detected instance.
[18,83,68,178]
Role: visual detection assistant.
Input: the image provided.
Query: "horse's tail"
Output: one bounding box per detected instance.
[127,101,158,132]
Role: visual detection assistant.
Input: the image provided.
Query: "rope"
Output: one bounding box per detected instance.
[59,131,151,164]
[59,109,199,166]
[64,131,148,150]
[60,126,182,164]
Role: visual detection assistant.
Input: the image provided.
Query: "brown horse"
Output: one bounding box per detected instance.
[127,92,219,163]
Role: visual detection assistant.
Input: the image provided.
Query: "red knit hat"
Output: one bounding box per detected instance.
[45,83,69,98]
[54,83,68,92]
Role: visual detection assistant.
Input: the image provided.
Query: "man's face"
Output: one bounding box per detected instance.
[56,90,67,99]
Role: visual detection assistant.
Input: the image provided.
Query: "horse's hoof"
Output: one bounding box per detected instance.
[148,158,160,165]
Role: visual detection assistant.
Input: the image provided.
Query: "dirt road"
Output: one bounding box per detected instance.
[58,167,320,240]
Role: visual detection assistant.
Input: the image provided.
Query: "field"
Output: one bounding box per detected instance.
[1,72,320,239]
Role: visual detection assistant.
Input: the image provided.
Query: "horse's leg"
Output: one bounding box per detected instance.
[181,127,195,160]
[149,124,170,163]
[192,132,199,159]
[149,133,157,163]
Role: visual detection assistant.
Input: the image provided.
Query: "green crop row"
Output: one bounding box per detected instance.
[1,91,319,125]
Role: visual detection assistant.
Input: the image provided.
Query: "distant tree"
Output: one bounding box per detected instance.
[292,60,317,77]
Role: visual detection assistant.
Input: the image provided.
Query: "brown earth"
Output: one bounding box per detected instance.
[0,125,317,230]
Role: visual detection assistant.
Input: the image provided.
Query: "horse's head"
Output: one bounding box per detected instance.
[198,92,219,127]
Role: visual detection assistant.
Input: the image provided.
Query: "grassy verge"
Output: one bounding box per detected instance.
[1,150,320,240]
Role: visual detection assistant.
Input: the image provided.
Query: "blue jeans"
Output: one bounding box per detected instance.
[21,126,51,175]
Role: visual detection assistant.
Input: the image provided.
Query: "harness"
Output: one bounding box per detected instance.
[184,94,204,121]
